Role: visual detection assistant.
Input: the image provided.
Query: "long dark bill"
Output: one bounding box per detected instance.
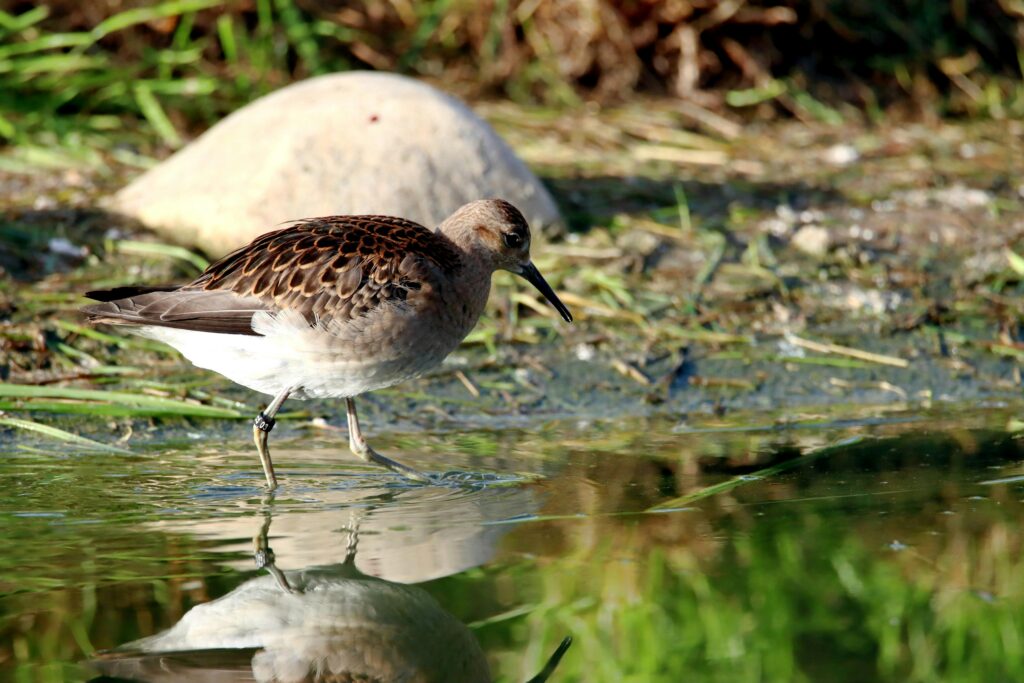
[519,262,573,323]
[524,636,573,683]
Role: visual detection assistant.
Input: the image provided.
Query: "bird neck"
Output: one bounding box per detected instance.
[428,230,492,335]
[434,220,497,285]
[451,246,495,327]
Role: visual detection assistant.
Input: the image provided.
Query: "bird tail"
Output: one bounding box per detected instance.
[81,285,265,336]
[81,285,182,326]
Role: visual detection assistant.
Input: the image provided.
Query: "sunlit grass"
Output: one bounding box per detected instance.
[1,0,1023,170]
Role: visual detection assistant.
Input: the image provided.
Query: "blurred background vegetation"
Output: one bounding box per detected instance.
[1,0,1023,159]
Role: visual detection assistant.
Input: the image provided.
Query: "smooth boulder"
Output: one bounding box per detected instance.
[110,72,561,256]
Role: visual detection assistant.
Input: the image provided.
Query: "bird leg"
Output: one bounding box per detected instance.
[345,397,433,483]
[253,387,291,489]
[252,498,294,593]
[342,508,363,565]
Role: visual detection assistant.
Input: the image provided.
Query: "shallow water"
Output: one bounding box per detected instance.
[2,409,1024,682]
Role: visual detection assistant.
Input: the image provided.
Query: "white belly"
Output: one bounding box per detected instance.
[137,308,463,399]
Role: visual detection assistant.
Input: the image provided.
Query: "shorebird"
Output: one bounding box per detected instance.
[82,199,572,489]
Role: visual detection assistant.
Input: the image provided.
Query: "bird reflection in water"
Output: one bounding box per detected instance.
[89,508,570,683]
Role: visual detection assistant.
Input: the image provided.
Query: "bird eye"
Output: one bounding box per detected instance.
[503,232,523,249]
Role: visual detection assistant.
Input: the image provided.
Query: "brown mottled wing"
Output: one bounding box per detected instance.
[187,215,463,324]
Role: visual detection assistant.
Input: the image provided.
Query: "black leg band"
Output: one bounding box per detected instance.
[254,412,276,432]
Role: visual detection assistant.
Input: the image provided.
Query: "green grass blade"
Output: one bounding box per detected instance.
[0,384,247,418]
[0,112,14,139]
[89,0,226,43]
[0,6,49,34]
[1007,248,1024,276]
[115,240,210,272]
[0,416,131,454]
[217,15,238,64]
[275,0,321,73]
[0,400,230,418]
[132,83,181,147]
[0,54,106,76]
[0,32,93,59]
[142,77,217,96]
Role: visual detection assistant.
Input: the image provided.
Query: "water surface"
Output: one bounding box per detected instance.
[2,410,1023,682]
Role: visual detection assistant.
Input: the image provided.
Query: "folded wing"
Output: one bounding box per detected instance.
[82,287,269,336]
[82,215,463,337]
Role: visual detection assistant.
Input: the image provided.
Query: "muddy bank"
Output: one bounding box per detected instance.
[0,107,1021,433]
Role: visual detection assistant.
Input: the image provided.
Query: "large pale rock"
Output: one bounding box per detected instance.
[110,72,561,256]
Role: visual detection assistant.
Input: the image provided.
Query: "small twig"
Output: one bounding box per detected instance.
[828,377,909,399]
[631,145,728,166]
[787,334,909,368]
[632,217,691,243]
[689,375,757,391]
[454,369,480,398]
[877,381,908,399]
[557,292,646,324]
[542,245,624,259]
[611,358,652,386]
[676,100,742,139]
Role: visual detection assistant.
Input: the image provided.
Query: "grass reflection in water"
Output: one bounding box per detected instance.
[0,416,1022,682]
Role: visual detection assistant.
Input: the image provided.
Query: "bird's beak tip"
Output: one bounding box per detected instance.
[518,262,572,324]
